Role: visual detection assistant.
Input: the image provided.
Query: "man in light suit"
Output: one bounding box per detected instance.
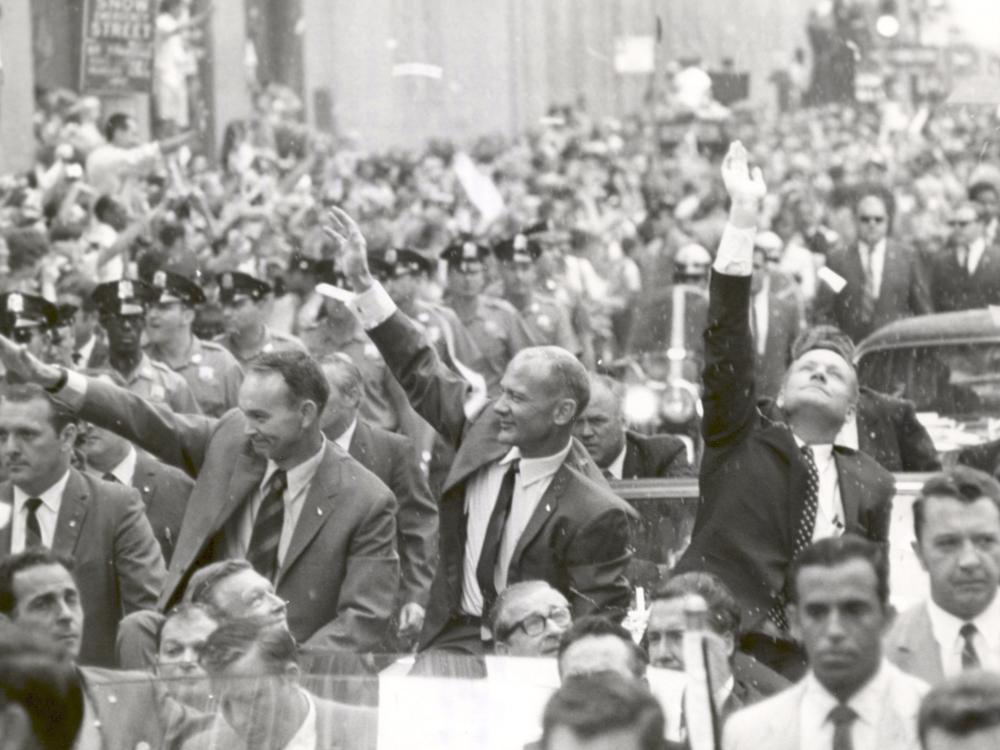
[319,352,438,645]
[78,369,194,565]
[0,549,193,750]
[0,345,400,654]
[0,383,165,666]
[723,536,929,750]
[323,207,637,654]
[751,245,803,399]
[885,467,1000,685]
[814,187,932,342]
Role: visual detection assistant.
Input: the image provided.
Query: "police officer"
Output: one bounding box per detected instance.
[285,252,324,334]
[441,238,534,395]
[91,279,202,414]
[493,232,580,355]
[143,269,244,417]
[215,271,306,366]
[0,292,60,365]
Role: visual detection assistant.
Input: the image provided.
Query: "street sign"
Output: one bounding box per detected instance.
[80,0,158,94]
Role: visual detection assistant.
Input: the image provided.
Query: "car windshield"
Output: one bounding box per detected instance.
[858,343,1000,421]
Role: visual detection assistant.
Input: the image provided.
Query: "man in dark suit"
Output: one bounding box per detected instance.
[574,374,691,480]
[885,468,1000,685]
[792,325,941,473]
[814,187,932,343]
[319,351,438,645]
[0,384,165,666]
[322,207,636,655]
[0,347,400,654]
[674,143,895,633]
[927,200,1000,312]
[751,245,803,398]
[76,370,194,565]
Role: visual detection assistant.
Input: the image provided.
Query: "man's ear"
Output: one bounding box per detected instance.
[552,398,577,427]
[299,399,319,427]
[59,423,78,453]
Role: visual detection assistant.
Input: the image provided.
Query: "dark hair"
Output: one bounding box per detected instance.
[0,624,84,750]
[93,196,125,228]
[0,383,77,435]
[103,113,133,143]
[652,571,741,638]
[0,549,75,616]
[854,184,896,232]
[248,350,330,412]
[791,324,856,364]
[557,615,648,679]
[184,559,254,607]
[913,467,1000,542]
[919,670,1000,744]
[541,672,665,750]
[787,535,889,606]
[158,222,185,248]
[968,180,999,204]
[199,618,297,675]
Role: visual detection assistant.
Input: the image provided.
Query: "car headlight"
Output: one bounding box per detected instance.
[660,381,702,424]
[623,384,661,426]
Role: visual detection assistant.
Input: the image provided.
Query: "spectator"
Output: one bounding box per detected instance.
[886,468,1000,684]
[918,670,1000,750]
[723,535,928,750]
[490,580,571,657]
[927,201,1000,312]
[155,602,220,709]
[557,616,648,682]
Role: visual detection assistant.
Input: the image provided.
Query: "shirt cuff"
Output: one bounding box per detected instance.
[53,369,88,411]
[712,223,758,276]
[349,281,398,330]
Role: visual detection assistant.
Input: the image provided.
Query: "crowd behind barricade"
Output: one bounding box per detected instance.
[4,63,1000,749]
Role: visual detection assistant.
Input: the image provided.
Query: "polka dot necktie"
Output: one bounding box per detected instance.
[794,445,820,556]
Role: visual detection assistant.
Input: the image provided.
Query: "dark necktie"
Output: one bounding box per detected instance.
[102,472,120,483]
[246,470,288,582]
[794,445,820,555]
[24,497,43,548]
[960,622,981,670]
[476,460,520,613]
[829,704,857,750]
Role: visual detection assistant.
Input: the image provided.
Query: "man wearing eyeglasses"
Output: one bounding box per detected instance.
[814,187,931,343]
[928,201,1000,312]
[491,580,572,657]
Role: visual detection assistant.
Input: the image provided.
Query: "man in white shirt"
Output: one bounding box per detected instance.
[187,618,377,750]
[885,467,1000,685]
[724,536,929,750]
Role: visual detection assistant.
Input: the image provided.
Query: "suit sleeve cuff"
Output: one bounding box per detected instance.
[52,369,88,410]
[713,223,757,276]
[349,281,397,330]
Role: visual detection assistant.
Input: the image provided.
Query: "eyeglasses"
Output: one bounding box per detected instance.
[504,606,572,638]
[858,216,886,224]
[948,220,975,228]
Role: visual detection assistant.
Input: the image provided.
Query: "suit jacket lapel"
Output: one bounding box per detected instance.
[874,242,901,312]
[834,450,863,532]
[276,446,342,584]
[0,485,12,554]
[207,447,267,535]
[896,605,945,684]
[442,428,508,495]
[52,469,89,555]
[347,421,371,464]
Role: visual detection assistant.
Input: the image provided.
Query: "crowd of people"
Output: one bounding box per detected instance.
[5,35,1000,748]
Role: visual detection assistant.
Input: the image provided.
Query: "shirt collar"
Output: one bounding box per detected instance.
[834,413,859,450]
[499,439,573,488]
[606,441,628,480]
[793,434,835,463]
[332,417,359,453]
[262,439,327,503]
[13,468,72,515]
[109,445,138,485]
[803,660,890,729]
[926,593,1000,653]
[860,238,887,256]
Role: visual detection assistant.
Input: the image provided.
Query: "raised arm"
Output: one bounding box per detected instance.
[702,142,766,449]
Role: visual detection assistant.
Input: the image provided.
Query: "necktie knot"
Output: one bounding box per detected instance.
[102,472,120,484]
[829,703,857,727]
[25,497,42,512]
[961,622,978,640]
[267,469,288,495]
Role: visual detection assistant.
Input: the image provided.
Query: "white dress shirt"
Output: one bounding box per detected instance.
[230,440,327,566]
[793,438,845,540]
[752,281,770,357]
[12,469,72,552]
[331,417,358,453]
[967,237,987,275]
[106,445,138,486]
[925,594,1000,677]
[799,661,892,750]
[605,442,628,480]
[859,239,886,298]
[460,441,572,617]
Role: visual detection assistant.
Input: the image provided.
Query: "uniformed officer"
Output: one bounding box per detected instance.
[142,269,244,417]
[441,237,534,395]
[493,232,580,355]
[0,292,60,365]
[91,279,202,414]
[215,270,307,366]
[301,260,408,434]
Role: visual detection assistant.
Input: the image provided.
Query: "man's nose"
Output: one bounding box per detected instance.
[957,539,982,569]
